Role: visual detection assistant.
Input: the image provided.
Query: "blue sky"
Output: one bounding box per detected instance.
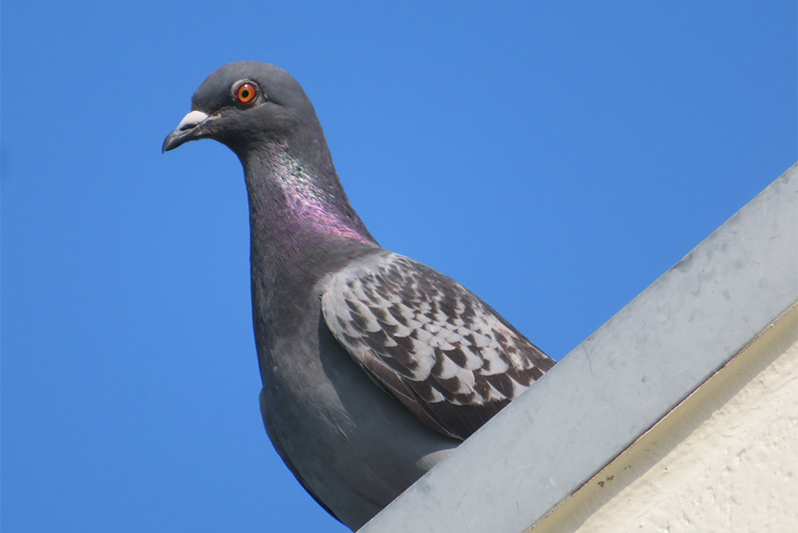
[2,2,795,532]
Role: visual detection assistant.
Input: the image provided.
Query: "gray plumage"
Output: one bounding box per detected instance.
[163,61,555,530]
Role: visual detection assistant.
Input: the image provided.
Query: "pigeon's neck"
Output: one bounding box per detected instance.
[241,142,378,264]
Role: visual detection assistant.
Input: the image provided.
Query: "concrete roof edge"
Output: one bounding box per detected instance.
[360,162,798,533]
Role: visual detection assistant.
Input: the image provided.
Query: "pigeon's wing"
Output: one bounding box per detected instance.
[321,252,555,440]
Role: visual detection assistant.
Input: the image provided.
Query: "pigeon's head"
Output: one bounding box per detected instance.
[162,61,321,155]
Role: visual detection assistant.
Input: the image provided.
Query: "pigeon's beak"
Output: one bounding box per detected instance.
[162,110,214,153]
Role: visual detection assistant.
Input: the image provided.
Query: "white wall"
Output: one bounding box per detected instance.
[531,303,798,533]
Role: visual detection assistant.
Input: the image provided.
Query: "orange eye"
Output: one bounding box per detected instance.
[236,82,257,104]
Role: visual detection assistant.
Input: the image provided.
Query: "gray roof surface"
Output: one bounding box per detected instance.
[360,163,798,533]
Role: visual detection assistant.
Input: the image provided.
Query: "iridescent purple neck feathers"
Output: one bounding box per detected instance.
[242,144,377,252]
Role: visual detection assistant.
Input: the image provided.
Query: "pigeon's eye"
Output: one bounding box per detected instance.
[235,82,258,104]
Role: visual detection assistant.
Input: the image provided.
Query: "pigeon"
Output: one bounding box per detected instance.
[163,61,555,531]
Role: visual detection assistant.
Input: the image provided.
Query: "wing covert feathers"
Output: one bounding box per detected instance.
[321,253,555,439]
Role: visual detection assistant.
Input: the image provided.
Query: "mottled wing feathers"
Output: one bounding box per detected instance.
[321,252,555,440]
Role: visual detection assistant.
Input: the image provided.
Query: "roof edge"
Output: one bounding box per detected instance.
[360,162,798,533]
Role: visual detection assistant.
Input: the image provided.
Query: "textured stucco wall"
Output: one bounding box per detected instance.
[530,303,798,533]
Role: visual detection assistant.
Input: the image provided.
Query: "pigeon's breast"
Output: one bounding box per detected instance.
[257,277,458,530]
